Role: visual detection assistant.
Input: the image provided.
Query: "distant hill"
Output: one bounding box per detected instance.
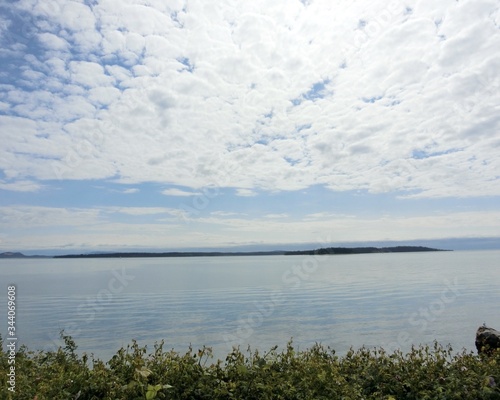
[0,252,49,258]
[53,251,287,258]
[1,246,449,259]
[51,246,448,258]
[284,246,448,255]
[0,252,26,258]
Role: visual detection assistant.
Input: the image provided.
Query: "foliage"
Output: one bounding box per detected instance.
[2,332,500,399]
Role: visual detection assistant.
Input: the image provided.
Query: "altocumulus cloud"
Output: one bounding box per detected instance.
[0,0,499,251]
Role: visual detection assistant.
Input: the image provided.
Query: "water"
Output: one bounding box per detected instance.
[1,251,499,362]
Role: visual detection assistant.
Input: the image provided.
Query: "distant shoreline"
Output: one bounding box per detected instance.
[53,251,287,258]
[47,246,447,258]
[0,246,449,259]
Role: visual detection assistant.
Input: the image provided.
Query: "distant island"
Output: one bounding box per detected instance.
[0,246,447,259]
[45,246,445,258]
[0,252,49,259]
[53,251,286,258]
[283,246,448,255]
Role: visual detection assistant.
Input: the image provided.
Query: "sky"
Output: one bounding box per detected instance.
[0,0,499,254]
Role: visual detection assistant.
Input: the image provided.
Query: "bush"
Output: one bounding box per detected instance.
[2,333,500,399]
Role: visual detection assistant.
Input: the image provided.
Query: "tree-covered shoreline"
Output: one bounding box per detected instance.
[2,333,500,399]
[45,246,446,258]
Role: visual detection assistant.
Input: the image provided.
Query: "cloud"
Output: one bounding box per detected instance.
[37,32,70,51]
[304,212,354,221]
[235,189,257,197]
[0,206,101,228]
[265,213,289,219]
[107,207,180,216]
[69,61,115,88]
[122,188,139,194]
[162,188,200,197]
[0,0,498,201]
[0,199,499,251]
[210,211,244,217]
[0,180,43,192]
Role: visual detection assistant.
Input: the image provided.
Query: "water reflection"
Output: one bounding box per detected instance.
[1,251,499,361]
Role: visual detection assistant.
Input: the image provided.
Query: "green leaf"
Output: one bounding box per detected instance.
[136,367,152,378]
[146,385,160,400]
[237,365,248,374]
[124,381,140,390]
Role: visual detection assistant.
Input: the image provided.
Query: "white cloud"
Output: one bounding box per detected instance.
[122,188,139,194]
[69,61,114,88]
[61,1,97,32]
[1,0,499,200]
[88,86,121,106]
[210,211,245,217]
[0,180,43,192]
[235,189,257,197]
[37,32,69,51]
[304,212,354,221]
[107,207,180,216]
[161,188,200,197]
[4,205,498,252]
[265,213,289,219]
[0,206,101,228]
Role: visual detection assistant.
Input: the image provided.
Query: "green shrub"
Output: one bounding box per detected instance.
[2,333,500,399]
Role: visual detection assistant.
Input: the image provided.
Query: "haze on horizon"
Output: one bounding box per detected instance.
[1,0,499,253]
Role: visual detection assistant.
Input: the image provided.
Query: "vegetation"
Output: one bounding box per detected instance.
[52,251,286,258]
[2,333,500,399]
[284,246,446,255]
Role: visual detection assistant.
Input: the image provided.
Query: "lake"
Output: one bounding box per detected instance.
[1,250,499,362]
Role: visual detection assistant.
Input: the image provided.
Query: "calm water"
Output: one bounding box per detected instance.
[1,251,499,361]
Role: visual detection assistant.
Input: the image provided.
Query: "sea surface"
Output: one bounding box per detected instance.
[1,250,499,362]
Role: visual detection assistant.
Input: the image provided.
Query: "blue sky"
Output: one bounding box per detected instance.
[1,0,499,254]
